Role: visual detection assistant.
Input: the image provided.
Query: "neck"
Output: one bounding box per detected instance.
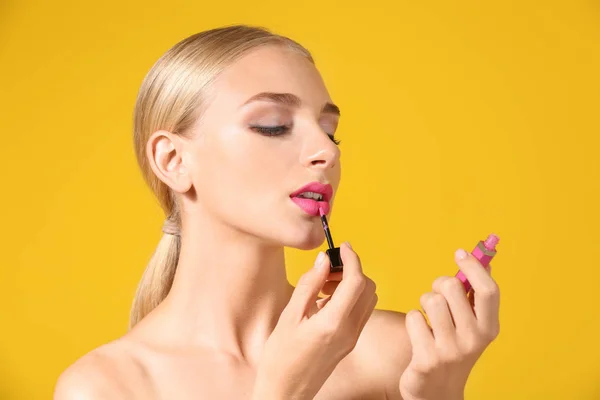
[146,214,295,365]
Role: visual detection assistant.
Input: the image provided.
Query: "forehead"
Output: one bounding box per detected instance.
[210,45,331,106]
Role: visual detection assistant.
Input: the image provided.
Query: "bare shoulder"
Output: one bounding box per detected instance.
[355,309,412,399]
[54,339,152,400]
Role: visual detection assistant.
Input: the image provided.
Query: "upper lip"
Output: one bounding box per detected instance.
[290,181,333,202]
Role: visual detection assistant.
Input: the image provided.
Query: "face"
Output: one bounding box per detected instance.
[181,45,342,249]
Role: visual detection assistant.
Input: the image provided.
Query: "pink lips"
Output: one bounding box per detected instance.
[290,182,333,217]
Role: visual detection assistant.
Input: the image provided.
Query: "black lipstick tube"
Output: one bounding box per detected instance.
[319,213,343,273]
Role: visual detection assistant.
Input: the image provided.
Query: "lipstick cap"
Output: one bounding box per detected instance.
[327,247,343,273]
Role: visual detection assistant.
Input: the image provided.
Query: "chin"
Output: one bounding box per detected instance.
[292,238,324,250]
[279,222,326,250]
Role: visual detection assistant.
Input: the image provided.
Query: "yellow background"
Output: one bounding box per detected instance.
[1,0,599,398]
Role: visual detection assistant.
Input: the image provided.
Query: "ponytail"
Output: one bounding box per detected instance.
[128,218,181,329]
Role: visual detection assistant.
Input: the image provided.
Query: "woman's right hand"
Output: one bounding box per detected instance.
[252,242,378,400]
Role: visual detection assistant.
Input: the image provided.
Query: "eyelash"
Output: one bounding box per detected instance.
[250,125,341,145]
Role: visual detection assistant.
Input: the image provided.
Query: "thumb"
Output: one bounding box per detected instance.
[285,252,330,319]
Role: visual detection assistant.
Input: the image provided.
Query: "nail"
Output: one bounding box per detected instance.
[455,249,468,260]
[314,252,325,268]
[345,241,352,249]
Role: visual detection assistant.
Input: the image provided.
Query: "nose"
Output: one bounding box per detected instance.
[300,127,340,170]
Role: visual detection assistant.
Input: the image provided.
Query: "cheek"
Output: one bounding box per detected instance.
[192,129,296,208]
[225,128,300,184]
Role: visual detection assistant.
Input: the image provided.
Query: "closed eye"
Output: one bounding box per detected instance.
[250,125,290,136]
[250,125,341,145]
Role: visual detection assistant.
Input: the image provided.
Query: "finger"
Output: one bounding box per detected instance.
[420,292,456,345]
[454,249,500,326]
[433,276,477,332]
[321,280,340,296]
[405,309,436,366]
[431,275,450,293]
[285,252,330,319]
[321,242,366,320]
[454,250,495,293]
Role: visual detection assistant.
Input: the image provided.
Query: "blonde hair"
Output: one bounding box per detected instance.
[129,25,314,329]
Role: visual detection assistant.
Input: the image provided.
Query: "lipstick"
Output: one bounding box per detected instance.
[319,207,343,273]
[456,233,499,293]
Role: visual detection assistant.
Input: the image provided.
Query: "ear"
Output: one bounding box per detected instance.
[146,130,192,194]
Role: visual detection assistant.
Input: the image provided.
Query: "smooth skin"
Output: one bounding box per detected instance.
[54,45,500,400]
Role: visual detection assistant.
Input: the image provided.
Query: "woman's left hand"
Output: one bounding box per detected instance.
[398,249,501,400]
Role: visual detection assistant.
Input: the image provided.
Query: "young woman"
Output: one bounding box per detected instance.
[55,25,500,400]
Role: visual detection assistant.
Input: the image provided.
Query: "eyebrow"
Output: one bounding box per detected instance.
[243,92,341,116]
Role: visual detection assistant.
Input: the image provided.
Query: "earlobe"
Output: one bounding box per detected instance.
[146,130,193,193]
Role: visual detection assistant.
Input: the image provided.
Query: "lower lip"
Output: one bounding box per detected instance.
[291,197,330,217]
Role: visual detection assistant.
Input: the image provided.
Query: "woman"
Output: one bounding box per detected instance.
[55,25,500,400]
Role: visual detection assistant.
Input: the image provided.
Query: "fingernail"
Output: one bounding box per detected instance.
[345,241,352,249]
[314,252,325,268]
[455,249,468,260]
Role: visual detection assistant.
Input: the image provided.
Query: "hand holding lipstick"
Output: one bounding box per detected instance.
[398,249,501,400]
[253,243,378,400]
